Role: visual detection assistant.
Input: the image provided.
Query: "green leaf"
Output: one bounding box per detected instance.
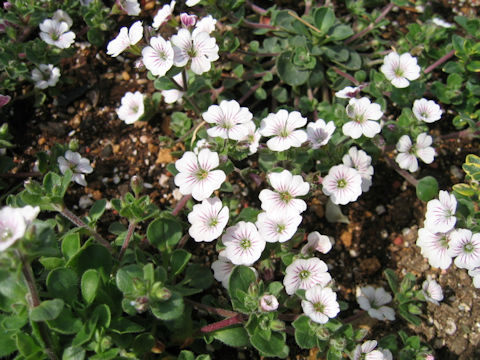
[46,268,78,303]
[30,299,64,321]
[47,307,82,335]
[212,327,249,347]
[170,112,192,137]
[72,312,98,347]
[170,249,192,276]
[66,244,113,276]
[453,183,475,197]
[398,304,421,326]
[178,350,195,360]
[81,269,100,305]
[110,318,144,334]
[276,51,310,86]
[0,318,16,357]
[313,7,335,34]
[147,217,183,252]
[184,264,213,290]
[16,333,41,357]
[61,233,81,260]
[416,176,439,201]
[327,348,343,360]
[329,24,354,40]
[39,257,65,270]
[228,266,257,301]
[89,199,107,222]
[384,269,399,295]
[150,292,184,320]
[87,28,105,47]
[132,334,155,355]
[62,347,86,360]
[116,265,143,294]
[293,315,317,349]
[89,348,119,360]
[93,304,111,328]
[250,331,289,358]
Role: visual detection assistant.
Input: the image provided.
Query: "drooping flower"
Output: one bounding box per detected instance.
[447,229,480,270]
[380,52,421,88]
[342,147,374,192]
[259,109,307,152]
[335,85,362,99]
[117,0,141,16]
[180,13,197,28]
[52,9,73,28]
[194,15,216,33]
[416,228,453,270]
[342,97,383,139]
[211,253,234,288]
[57,150,93,186]
[39,18,75,49]
[31,64,60,89]
[422,279,443,305]
[188,197,229,242]
[162,72,184,104]
[301,232,332,255]
[395,133,435,172]
[142,36,174,77]
[413,98,442,123]
[171,28,219,75]
[353,340,384,360]
[283,258,331,295]
[222,221,265,266]
[256,211,302,243]
[107,21,143,57]
[424,190,457,233]
[174,149,226,201]
[356,286,395,321]
[259,170,309,215]
[306,119,335,149]
[322,164,362,205]
[152,1,175,29]
[0,206,39,252]
[117,91,144,124]
[302,286,340,324]
[239,121,261,155]
[202,100,253,140]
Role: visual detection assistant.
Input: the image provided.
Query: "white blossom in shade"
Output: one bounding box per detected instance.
[117,91,144,124]
[240,121,261,155]
[413,98,442,123]
[193,138,211,154]
[283,258,331,295]
[171,28,219,75]
[356,286,395,321]
[0,206,39,252]
[180,13,197,28]
[353,340,384,360]
[301,286,340,324]
[447,229,480,270]
[202,100,253,140]
[395,133,435,172]
[31,64,60,89]
[222,221,265,266]
[39,19,75,49]
[307,119,335,149]
[186,0,201,6]
[162,72,184,104]
[195,15,216,34]
[57,150,93,186]
[422,279,443,305]
[432,18,453,28]
[468,266,480,288]
[380,52,421,88]
[343,97,383,139]
[259,294,279,312]
[187,197,229,242]
[322,164,362,205]
[424,190,457,233]
[152,1,175,29]
[107,21,143,57]
[117,0,141,16]
[416,228,453,269]
[342,147,374,192]
[259,109,308,152]
[142,36,174,77]
[301,232,332,255]
[174,149,226,201]
[380,349,393,360]
[256,211,302,243]
[335,85,361,99]
[52,10,73,28]
[211,253,234,288]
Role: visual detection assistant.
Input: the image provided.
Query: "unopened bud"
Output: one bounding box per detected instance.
[3,2,12,10]
[132,296,149,313]
[270,319,285,331]
[152,282,171,301]
[329,337,346,351]
[180,13,197,27]
[130,175,144,196]
[259,294,279,312]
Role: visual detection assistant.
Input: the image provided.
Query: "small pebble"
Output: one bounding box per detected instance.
[113,175,120,184]
[159,174,169,187]
[349,249,359,258]
[172,189,183,201]
[375,205,386,215]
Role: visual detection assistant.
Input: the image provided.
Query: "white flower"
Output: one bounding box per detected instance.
[193,138,211,154]
[58,150,93,186]
[468,266,480,288]
[424,190,457,233]
[195,15,216,34]
[31,64,60,89]
[380,52,421,88]
[222,221,265,266]
[142,36,174,77]
[52,10,73,29]
[117,91,144,124]
[395,133,435,172]
[256,211,302,243]
[174,149,226,201]
[283,258,331,295]
[416,228,453,270]
[413,98,442,123]
[259,109,307,152]
[259,170,309,215]
[342,97,383,139]
[181,13,197,28]
[422,279,443,305]
[117,0,141,16]
[381,349,393,360]
[357,286,395,321]
[307,119,335,149]
[432,18,453,28]
[186,0,202,6]
[211,253,234,288]
[322,164,362,205]
[0,206,39,252]
[188,197,229,242]
[240,121,261,155]
[301,286,340,324]
[152,1,175,29]
[202,100,253,140]
[171,28,219,75]
[162,72,184,104]
[342,147,374,192]
[39,19,75,49]
[259,294,279,312]
[335,85,361,99]
[301,232,332,255]
[107,21,143,57]
[353,340,384,360]
[448,229,480,270]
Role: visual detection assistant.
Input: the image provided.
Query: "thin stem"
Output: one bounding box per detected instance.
[424,49,455,74]
[201,314,244,333]
[190,121,207,148]
[59,208,113,252]
[239,81,263,105]
[185,299,239,318]
[182,69,188,91]
[0,171,42,178]
[384,156,419,187]
[288,10,321,34]
[118,221,136,263]
[172,194,192,216]
[245,0,268,15]
[332,67,359,85]
[169,75,202,116]
[345,2,394,44]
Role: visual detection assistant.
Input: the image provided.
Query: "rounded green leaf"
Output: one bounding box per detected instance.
[416,176,439,202]
[46,268,78,303]
[81,269,100,305]
[276,52,310,86]
[147,217,183,251]
[116,265,143,294]
[150,292,184,320]
[213,327,249,347]
[30,299,64,322]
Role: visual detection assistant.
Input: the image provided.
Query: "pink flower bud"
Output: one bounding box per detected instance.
[18,52,26,59]
[180,13,197,27]
[3,2,12,10]
[259,294,279,312]
[0,95,11,108]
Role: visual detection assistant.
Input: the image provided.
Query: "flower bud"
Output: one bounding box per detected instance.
[180,13,197,28]
[132,296,149,313]
[270,319,285,332]
[130,175,144,197]
[152,282,171,301]
[329,337,346,351]
[259,294,279,312]
[3,2,12,10]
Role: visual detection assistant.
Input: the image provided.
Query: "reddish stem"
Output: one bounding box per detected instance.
[245,0,268,15]
[332,67,359,85]
[172,194,192,216]
[345,2,395,44]
[424,49,456,74]
[201,314,244,333]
